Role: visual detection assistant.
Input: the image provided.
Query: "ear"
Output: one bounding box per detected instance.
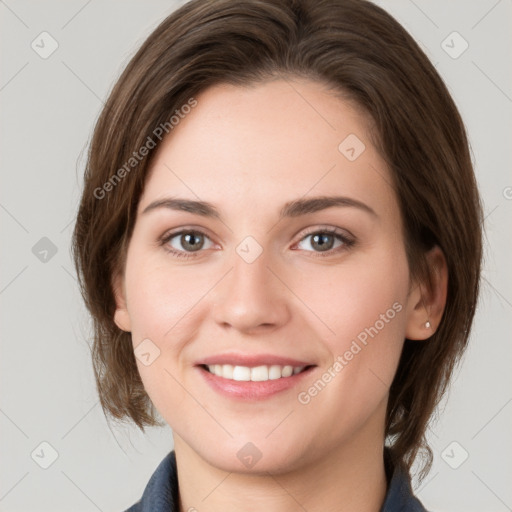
[112,271,132,332]
[405,245,448,340]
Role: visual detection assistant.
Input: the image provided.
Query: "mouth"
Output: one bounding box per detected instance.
[196,363,317,400]
[199,363,316,382]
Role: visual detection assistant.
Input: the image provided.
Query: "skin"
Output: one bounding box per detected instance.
[113,78,448,512]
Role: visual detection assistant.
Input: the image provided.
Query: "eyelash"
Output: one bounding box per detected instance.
[159,227,356,260]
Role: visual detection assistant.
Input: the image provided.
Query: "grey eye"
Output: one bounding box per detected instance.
[167,231,214,253]
[297,232,346,253]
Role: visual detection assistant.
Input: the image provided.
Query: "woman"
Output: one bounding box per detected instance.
[72,0,483,510]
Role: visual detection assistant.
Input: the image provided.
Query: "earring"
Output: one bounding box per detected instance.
[425,320,431,329]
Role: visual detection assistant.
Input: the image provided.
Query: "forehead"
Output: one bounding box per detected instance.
[139,79,396,222]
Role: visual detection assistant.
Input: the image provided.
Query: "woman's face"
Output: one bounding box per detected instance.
[114,78,421,473]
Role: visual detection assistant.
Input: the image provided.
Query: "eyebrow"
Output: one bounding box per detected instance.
[141,195,377,220]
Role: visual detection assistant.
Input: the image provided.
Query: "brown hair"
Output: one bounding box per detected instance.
[72,0,483,478]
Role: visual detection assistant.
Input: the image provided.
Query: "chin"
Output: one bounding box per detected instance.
[198,436,305,475]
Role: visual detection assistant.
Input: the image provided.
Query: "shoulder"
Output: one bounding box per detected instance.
[381,453,431,512]
[382,470,431,511]
[122,451,179,512]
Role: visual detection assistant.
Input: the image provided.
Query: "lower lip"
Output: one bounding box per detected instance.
[197,365,316,400]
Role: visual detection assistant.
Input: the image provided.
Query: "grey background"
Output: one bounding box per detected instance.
[0,0,511,510]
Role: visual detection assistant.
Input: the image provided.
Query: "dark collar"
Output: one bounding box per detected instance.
[124,450,429,512]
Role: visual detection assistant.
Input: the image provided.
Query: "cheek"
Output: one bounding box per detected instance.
[294,245,409,399]
[123,248,222,397]
[298,246,409,340]
[124,251,205,340]
[123,254,206,420]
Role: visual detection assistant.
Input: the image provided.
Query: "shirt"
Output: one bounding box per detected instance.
[124,449,429,512]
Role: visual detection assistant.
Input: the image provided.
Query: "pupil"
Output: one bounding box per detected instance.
[183,232,203,251]
[313,233,333,251]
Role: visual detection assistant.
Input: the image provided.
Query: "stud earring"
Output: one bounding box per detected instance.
[425,320,431,329]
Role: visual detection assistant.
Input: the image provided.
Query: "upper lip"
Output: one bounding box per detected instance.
[196,353,316,368]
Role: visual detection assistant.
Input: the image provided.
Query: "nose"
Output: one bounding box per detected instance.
[210,248,291,334]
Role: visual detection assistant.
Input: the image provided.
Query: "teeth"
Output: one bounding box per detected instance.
[206,364,306,381]
[250,365,268,381]
[269,365,283,380]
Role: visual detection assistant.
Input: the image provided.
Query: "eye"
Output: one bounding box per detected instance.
[159,226,355,260]
[160,229,215,259]
[294,228,355,257]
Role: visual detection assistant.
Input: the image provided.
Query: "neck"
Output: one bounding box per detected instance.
[174,422,388,512]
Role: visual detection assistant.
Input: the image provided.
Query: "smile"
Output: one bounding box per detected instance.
[203,363,311,381]
[197,364,316,400]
